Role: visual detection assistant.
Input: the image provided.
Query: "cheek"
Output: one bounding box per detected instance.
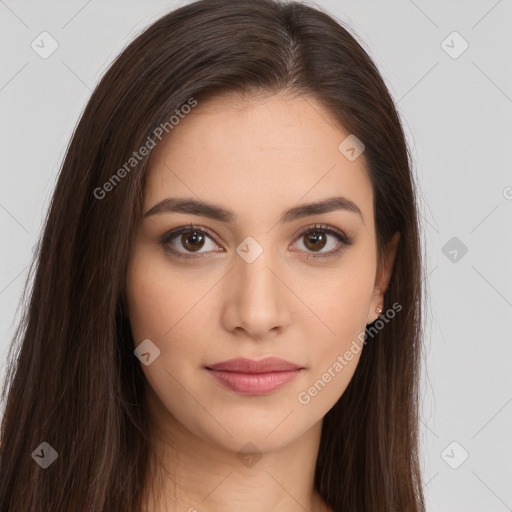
[126,244,185,339]
[125,249,216,364]
[125,264,174,344]
[297,286,369,412]
[298,262,374,399]
[308,264,374,344]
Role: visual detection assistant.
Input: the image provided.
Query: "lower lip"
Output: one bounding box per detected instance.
[205,369,302,395]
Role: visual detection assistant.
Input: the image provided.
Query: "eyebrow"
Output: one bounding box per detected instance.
[143,195,364,224]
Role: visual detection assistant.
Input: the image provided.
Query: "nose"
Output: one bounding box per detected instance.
[220,247,291,340]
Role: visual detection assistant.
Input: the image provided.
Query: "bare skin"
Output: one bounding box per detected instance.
[125,91,399,512]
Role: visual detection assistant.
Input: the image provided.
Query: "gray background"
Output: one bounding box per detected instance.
[1,1,511,510]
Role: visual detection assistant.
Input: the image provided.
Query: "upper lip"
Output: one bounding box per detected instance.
[206,357,303,373]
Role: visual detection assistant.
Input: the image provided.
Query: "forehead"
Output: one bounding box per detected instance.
[144,92,373,229]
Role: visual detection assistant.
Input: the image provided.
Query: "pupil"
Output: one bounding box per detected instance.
[182,231,204,251]
[305,231,326,251]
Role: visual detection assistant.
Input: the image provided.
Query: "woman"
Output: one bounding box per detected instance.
[0,0,426,510]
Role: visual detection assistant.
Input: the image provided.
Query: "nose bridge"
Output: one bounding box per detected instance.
[238,249,279,299]
[225,235,289,335]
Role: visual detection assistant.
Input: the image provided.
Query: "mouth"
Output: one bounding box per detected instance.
[204,357,305,395]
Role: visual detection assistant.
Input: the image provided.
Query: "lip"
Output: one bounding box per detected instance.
[207,357,302,373]
[205,357,304,395]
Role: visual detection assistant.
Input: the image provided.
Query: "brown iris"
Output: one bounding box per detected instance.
[181,231,205,252]
[302,230,327,252]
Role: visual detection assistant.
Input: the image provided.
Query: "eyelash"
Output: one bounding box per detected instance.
[159,223,353,260]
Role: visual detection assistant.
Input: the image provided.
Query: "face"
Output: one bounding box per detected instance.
[125,92,398,454]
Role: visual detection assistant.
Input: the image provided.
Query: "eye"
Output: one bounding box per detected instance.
[291,223,353,259]
[159,223,353,260]
[160,224,220,259]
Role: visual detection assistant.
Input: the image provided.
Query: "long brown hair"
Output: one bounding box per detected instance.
[0,0,426,510]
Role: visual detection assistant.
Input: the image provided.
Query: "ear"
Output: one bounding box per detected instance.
[367,231,400,325]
